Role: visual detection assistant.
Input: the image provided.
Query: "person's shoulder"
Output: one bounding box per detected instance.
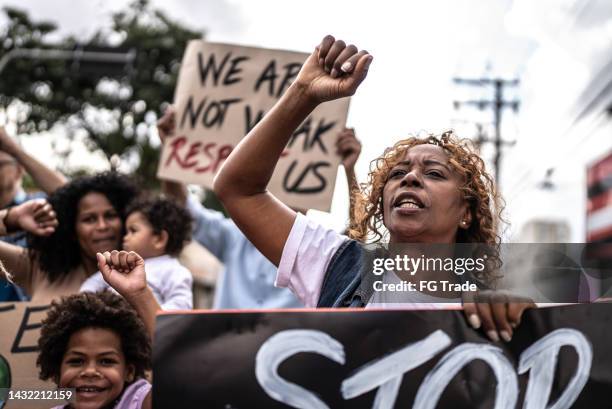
[115,378,151,409]
[150,255,192,276]
[326,238,364,271]
[81,270,104,284]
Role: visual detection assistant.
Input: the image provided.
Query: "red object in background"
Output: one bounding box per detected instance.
[587,150,612,243]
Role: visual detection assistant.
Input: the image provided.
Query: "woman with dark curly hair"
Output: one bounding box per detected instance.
[0,171,138,303]
[38,290,152,409]
[213,35,534,343]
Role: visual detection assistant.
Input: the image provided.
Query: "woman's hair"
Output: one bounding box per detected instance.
[125,196,192,256]
[0,259,10,282]
[348,130,504,282]
[27,172,139,282]
[37,290,151,382]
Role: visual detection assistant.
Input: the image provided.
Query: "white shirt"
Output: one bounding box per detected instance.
[277,213,461,310]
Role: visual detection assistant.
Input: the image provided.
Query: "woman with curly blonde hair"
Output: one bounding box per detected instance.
[214,35,533,343]
[350,132,501,245]
[348,131,504,284]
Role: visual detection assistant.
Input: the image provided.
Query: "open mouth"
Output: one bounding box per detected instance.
[76,386,106,393]
[393,193,425,209]
[75,385,109,399]
[92,237,117,244]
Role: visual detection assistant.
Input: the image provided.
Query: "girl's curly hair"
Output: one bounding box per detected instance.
[37,290,151,383]
[347,130,505,283]
[27,172,139,283]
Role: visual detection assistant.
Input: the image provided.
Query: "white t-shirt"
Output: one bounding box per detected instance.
[276,213,461,310]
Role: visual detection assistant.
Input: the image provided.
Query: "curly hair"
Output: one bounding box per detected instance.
[37,290,151,383]
[348,130,505,283]
[125,196,192,256]
[27,172,139,283]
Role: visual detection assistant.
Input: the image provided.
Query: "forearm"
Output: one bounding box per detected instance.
[213,83,317,199]
[0,208,14,236]
[13,149,67,194]
[345,167,358,195]
[0,240,31,287]
[125,288,161,340]
[345,167,358,223]
[0,204,27,235]
[161,180,188,207]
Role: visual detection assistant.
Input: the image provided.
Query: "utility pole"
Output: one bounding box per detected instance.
[453,77,520,186]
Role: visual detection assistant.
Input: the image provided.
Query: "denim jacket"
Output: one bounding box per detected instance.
[317,240,385,308]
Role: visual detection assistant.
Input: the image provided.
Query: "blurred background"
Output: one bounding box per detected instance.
[0,0,611,252]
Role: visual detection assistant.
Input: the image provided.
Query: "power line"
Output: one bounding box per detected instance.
[453,77,520,186]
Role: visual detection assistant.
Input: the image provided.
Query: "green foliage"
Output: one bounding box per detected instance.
[201,189,227,216]
[0,0,203,189]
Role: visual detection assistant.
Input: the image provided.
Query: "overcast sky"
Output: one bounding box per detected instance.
[3,0,609,238]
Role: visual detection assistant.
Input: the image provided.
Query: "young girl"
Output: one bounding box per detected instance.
[80,196,193,310]
[38,290,152,409]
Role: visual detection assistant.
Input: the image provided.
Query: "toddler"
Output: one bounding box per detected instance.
[81,196,193,310]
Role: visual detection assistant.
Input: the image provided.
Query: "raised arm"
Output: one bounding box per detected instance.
[213,35,372,265]
[0,199,57,287]
[161,180,188,208]
[97,250,156,409]
[336,127,362,225]
[0,127,67,194]
[157,106,235,260]
[97,250,160,339]
[0,198,58,237]
[157,106,188,207]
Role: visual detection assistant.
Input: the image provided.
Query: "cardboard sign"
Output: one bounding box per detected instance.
[0,303,53,409]
[153,304,612,408]
[157,41,351,212]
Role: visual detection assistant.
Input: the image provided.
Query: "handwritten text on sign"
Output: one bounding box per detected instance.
[0,303,53,409]
[157,41,350,211]
[256,328,591,409]
[153,305,612,408]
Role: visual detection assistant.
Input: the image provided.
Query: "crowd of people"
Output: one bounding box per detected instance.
[0,35,537,408]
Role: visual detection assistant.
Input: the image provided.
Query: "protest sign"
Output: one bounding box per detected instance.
[0,303,53,409]
[586,151,612,294]
[153,304,612,408]
[157,41,351,211]
[587,150,612,244]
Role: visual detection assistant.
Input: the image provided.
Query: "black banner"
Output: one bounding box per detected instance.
[153,304,612,408]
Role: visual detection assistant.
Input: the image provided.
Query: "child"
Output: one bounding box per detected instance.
[38,290,152,409]
[80,196,193,310]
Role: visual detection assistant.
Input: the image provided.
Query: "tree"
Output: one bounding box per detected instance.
[0,0,203,187]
